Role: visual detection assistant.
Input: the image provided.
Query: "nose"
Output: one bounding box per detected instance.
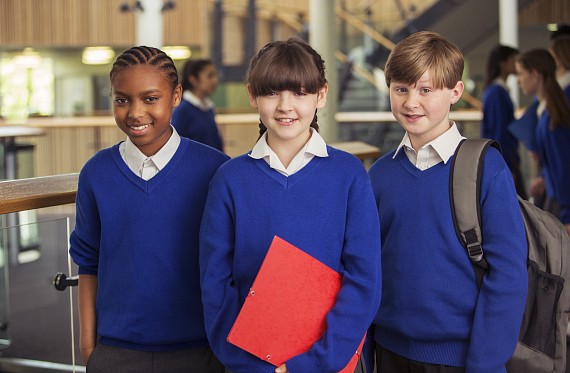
[128,100,144,119]
[277,93,293,112]
[403,91,419,109]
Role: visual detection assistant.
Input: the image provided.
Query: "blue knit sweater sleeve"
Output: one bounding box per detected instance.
[199,161,276,373]
[285,157,382,372]
[465,148,527,373]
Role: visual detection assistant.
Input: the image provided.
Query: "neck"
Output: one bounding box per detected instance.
[267,131,311,169]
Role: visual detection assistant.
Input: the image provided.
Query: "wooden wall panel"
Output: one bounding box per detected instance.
[519,0,570,25]
[163,0,207,48]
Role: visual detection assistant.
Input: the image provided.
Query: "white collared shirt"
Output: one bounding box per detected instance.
[393,122,465,170]
[183,90,214,111]
[249,128,329,176]
[492,77,509,91]
[119,126,181,180]
[558,71,570,90]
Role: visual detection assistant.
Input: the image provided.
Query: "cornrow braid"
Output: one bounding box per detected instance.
[110,46,179,90]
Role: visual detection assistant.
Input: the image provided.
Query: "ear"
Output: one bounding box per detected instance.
[173,84,182,107]
[450,80,464,105]
[316,84,328,109]
[247,84,258,108]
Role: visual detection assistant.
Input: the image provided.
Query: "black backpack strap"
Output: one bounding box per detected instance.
[450,138,501,288]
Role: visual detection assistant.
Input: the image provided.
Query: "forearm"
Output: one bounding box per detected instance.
[78,274,98,363]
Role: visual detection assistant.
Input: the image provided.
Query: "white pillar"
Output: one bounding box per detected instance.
[136,0,163,48]
[310,0,338,142]
[499,0,519,105]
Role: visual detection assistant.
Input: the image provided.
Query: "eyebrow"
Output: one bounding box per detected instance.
[112,89,162,96]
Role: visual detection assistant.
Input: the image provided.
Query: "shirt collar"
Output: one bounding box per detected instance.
[249,128,329,160]
[183,90,214,111]
[124,126,181,171]
[393,121,464,164]
[492,77,509,91]
[558,71,570,90]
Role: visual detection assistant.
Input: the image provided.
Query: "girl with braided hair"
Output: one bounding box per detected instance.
[69,46,229,372]
[199,38,381,373]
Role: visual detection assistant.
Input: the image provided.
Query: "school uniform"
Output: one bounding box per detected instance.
[200,130,382,373]
[172,90,224,152]
[69,128,229,372]
[368,123,527,373]
[535,105,570,225]
[481,78,526,197]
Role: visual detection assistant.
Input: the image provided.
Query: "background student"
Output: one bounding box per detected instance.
[515,48,570,237]
[481,44,527,198]
[172,58,224,152]
[199,37,381,373]
[69,46,229,373]
[368,31,527,372]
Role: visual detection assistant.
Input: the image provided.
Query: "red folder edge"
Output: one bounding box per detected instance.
[227,235,365,372]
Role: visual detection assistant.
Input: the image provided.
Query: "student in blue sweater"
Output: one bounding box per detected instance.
[481,45,527,198]
[368,31,528,373]
[171,58,224,152]
[515,48,570,237]
[69,46,229,372]
[199,38,382,373]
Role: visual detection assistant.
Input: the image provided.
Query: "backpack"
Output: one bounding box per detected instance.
[450,138,570,373]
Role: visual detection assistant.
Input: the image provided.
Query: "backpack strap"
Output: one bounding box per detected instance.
[450,138,501,288]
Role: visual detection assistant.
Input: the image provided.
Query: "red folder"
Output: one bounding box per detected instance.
[227,235,364,372]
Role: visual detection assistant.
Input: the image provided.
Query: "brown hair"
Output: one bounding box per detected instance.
[385,31,464,90]
[550,36,570,71]
[517,48,570,130]
[180,59,214,92]
[245,37,327,138]
[110,46,179,91]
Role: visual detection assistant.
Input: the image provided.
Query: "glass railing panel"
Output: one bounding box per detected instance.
[0,216,83,371]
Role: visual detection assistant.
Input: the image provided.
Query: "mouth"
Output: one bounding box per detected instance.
[275,117,297,125]
[128,123,151,131]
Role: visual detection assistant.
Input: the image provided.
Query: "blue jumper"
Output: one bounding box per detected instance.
[69,138,229,351]
[481,83,520,169]
[172,100,224,151]
[368,148,527,373]
[199,148,382,373]
[536,110,570,224]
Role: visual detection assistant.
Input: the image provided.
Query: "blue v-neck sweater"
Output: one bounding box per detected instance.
[172,100,224,151]
[535,110,570,224]
[368,148,527,373]
[199,147,382,373]
[69,138,229,351]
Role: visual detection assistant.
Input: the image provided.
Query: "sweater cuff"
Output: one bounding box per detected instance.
[286,353,321,373]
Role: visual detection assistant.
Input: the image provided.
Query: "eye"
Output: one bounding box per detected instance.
[144,96,159,103]
[394,87,408,93]
[296,90,307,96]
[265,91,277,97]
[420,88,432,94]
[114,98,128,105]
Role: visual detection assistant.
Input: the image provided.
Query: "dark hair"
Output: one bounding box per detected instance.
[550,24,570,41]
[517,49,570,130]
[485,45,519,87]
[180,59,214,92]
[110,46,179,91]
[550,36,570,71]
[246,37,327,138]
[385,31,463,90]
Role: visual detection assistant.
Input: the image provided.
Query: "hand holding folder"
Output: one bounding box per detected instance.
[227,236,364,372]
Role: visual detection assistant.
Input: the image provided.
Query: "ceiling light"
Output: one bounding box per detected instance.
[162,46,192,60]
[13,48,42,68]
[82,47,115,65]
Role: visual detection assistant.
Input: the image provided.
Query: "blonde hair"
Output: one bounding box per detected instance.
[385,31,464,89]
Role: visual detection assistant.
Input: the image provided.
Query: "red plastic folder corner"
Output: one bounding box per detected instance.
[227,235,364,372]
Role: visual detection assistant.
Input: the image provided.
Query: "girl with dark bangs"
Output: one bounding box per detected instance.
[199,38,382,373]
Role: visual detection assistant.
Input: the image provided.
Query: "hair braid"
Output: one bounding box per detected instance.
[110,46,179,90]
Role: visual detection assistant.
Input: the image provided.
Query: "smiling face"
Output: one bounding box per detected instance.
[111,64,182,157]
[389,70,464,150]
[248,85,327,151]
